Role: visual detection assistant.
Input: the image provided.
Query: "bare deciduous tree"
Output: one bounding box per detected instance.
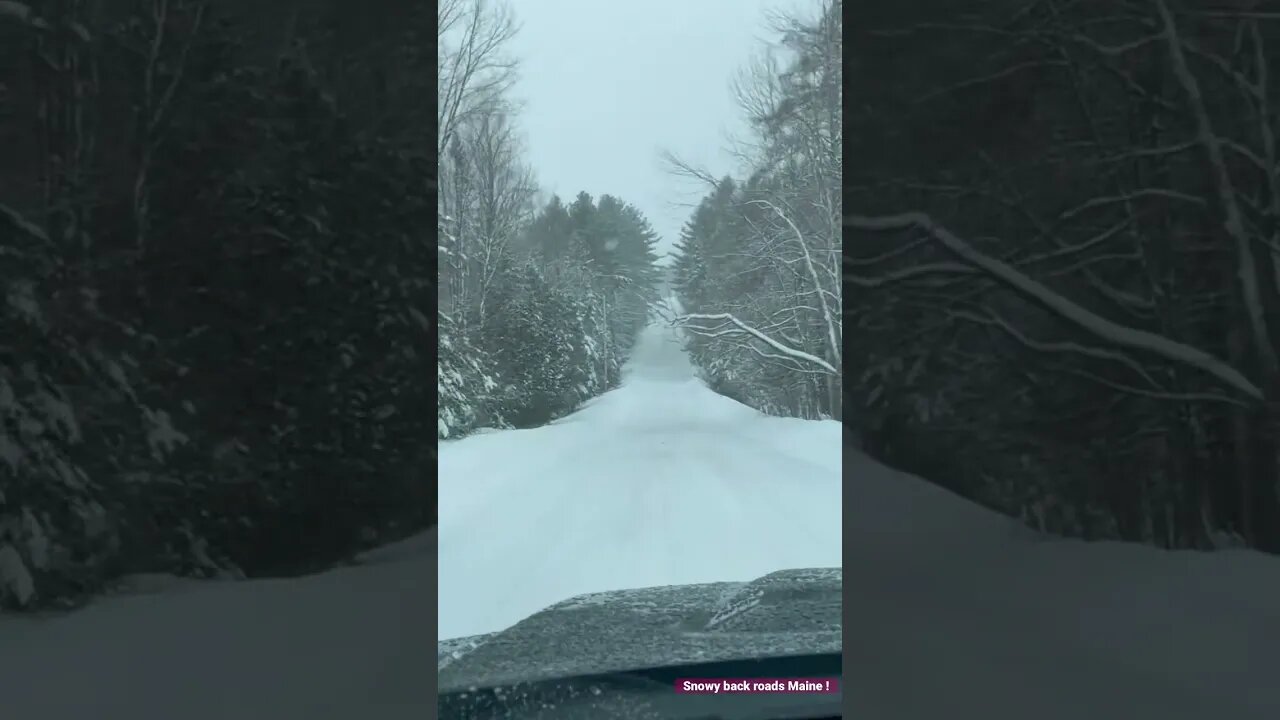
[669,0,842,419]
[437,0,518,160]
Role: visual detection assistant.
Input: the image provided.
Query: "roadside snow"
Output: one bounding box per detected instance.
[0,529,436,720]
[845,446,1280,718]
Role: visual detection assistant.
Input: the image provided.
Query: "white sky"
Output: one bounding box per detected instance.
[506,0,795,261]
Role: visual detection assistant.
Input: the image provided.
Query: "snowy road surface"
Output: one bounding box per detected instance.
[0,531,435,719]
[438,310,843,641]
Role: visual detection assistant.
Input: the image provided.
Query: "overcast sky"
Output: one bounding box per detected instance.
[506,0,795,262]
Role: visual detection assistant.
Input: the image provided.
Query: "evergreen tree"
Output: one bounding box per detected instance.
[0,1,436,606]
[479,264,582,427]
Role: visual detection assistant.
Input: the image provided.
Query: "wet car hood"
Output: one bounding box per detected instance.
[438,567,842,693]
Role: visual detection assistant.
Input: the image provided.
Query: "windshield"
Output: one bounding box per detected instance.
[436,0,844,685]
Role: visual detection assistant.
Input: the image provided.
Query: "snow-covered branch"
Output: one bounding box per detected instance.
[949,307,1164,391]
[846,262,978,288]
[0,203,48,242]
[846,212,1263,400]
[674,312,839,374]
[749,199,841,365]
[1157,0,1279,376]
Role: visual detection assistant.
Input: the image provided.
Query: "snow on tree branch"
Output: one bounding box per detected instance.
[846,212,1264,400]
[674,312,838,375]
[749,199,841,364]
[0,203,47,242]
[846,262,978,288]
[1157,0,1279,376]
[948,307,1164,391]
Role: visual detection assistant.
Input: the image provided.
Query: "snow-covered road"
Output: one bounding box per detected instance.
[438,312,843,641]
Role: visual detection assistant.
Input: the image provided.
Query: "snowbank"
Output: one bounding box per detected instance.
[0,530,436,720]
[846,447,1280,718]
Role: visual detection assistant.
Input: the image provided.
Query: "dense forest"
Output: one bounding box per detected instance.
[436,0,662,439]
[439,187,662,435]
[671,0,842,421]
[851,1,1280,552]
[0,0,432,609]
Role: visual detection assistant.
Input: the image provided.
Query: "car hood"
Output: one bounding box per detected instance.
[437,567,842,693]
